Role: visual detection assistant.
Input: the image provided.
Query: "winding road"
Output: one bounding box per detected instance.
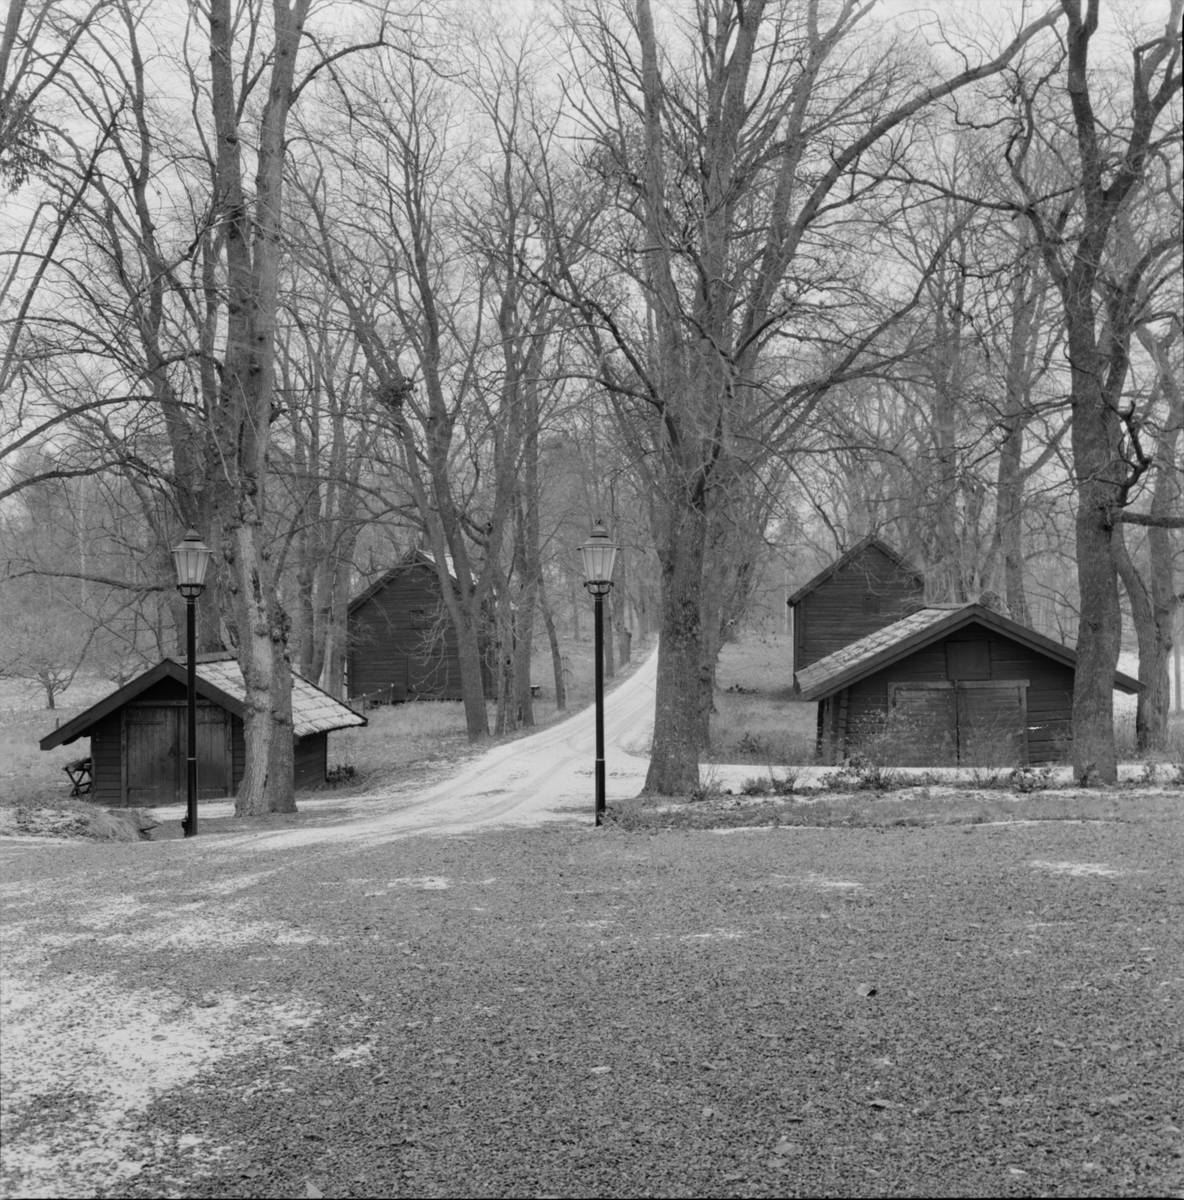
[200,644,662,851]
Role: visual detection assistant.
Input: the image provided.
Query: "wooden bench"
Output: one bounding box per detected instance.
[64,756,93,797]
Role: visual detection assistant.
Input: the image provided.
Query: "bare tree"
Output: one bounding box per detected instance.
[1003,0,1183,781]
[546,0,1061,793]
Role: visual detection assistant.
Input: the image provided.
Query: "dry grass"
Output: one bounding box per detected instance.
[707,632,816,763]
[0,709,99,808]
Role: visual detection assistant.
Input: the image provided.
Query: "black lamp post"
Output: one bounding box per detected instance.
[581,520,618,826]
[171,529,212,837]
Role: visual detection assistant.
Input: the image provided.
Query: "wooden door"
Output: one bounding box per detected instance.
[957,683,1028,766]
[888,684,957,766]
[179,705,232,799]
[125,706,178,805]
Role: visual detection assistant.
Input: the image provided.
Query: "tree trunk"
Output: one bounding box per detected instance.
[208,0,308,815]
[1113,530,1170,753]
[613,549,629,666]
[995,418,1029,625]
[644,494,707,795]
[539,578,566,711]
[1068,369,1123,784]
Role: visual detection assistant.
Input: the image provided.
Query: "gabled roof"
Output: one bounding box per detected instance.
[794,602,1142,701]
[787,535,923,606]
[40,659,366,750]
[348,548,459,615]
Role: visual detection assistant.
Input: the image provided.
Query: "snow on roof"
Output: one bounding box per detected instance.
[195,660,365,737]
[795,606,964,698]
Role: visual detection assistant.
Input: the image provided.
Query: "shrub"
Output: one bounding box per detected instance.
[768,765,801,795]
[689,765,723,804]
[740,775,771,796]
[1008,765,1054,793]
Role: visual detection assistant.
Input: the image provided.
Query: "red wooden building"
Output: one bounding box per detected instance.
[39,654,365,806]
[347,550,493,704]
[795,602,1141,766]
[788,536,925,677]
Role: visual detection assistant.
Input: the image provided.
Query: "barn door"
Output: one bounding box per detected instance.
[888,684,957,766]
[956,683,1029,767]
[178,705,232,799]
[125,706,179,805]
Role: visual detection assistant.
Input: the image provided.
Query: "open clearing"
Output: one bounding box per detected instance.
[2,805,1181,1196]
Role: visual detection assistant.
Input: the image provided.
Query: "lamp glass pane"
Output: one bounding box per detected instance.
[581,533,616,583]
[172,533,212,588]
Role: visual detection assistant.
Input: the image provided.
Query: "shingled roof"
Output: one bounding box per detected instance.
[794,602,1141,702]
[194,659,367,738]
[40,658,365,751]
[787,535,923,606]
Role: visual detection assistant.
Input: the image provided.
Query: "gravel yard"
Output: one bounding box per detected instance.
[2,795,1181,1199]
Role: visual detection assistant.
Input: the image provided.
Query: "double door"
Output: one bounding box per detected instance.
[124,703,232,805]
[888,680,1029,767]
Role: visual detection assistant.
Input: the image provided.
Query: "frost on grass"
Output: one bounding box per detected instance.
[0,966,319,1200]
[0,885,324,1199]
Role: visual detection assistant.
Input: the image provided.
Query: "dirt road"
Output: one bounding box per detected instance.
[219,642,661,850]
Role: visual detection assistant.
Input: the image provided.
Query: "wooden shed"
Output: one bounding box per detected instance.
[347,550,493,704]
[788,536,925,676]
[39,654,366,806]
[795,602,1141,766]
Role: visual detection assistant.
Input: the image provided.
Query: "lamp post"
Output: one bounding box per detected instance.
[171,529,212,837]
[581,520,617,826]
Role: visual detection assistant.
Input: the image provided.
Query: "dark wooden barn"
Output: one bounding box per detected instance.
[347,550,493,704]
[795,602,1141,766]
[39,654,365,806]
[788,536,925,676]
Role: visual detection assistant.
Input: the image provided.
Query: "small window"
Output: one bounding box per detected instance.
[946,640,990,680]
[862,594,881,615]
[410,607,429,630]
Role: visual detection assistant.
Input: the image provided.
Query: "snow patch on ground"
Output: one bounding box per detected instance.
[0,953,319,1200]
[1030,860,1125,877]
[770,873,863,889]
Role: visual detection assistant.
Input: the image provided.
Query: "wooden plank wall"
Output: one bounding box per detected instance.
[836,624,1075,764]
[795,546,924,673]
[348,565,464,701]
[90,712,123,805]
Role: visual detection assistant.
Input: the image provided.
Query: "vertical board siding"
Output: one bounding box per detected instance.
[794,546,924,674]
[124,705,178,805]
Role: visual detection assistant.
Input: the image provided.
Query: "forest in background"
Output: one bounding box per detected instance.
[1,0,1180,810]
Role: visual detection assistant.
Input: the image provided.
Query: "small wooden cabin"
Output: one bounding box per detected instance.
[795,603,1141,766]
[788,536,925,676]
[347,550,494,704]
[39,655,365,806]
